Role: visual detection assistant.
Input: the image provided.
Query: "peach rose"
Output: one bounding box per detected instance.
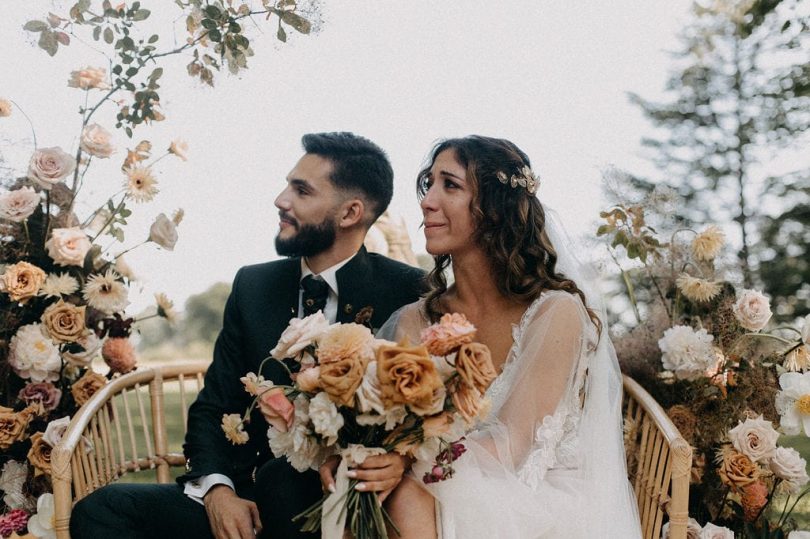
[67,66,109,90]
[317,323,374,364]
[258,388,295,432]
[45,227,92,267]
[377,342,444,413]
[41,300,86,344]
[102,337,137,374]
[26,432,52,477]
[71,371,107,406]
[80,123,115,158]
[0,406,36,450]
[295,366,321,393]
[717,447,760,492]
[319,356,368,407]
[27,147,76,190]
[455,342,497,394]
[728,414,779,463]
[1,261,46,303]
[421,313,476,356]
[0,187,40,222]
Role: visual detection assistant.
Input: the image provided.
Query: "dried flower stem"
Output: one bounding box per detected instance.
[9,99,38,149]
[90,195,126,243]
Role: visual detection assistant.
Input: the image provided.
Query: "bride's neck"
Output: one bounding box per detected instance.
[448,250,504,309]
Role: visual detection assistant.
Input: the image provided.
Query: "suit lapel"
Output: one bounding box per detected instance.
[335,247,373,324]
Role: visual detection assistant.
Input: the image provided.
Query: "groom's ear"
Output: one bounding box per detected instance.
[337,197,366,229]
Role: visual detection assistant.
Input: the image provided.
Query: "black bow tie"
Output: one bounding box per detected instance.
[301,275,329,316]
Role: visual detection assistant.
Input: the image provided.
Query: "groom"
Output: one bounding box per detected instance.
[70,132,426,539]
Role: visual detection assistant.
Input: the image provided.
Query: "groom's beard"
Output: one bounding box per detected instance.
[275,214,338,257]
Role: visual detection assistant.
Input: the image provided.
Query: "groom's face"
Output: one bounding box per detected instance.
[274,153,341,257]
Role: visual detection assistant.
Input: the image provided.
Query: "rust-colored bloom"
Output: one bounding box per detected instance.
[450,378,483,423]
[71,371,107,406]
[102,337,137,374]
[420,313,476,356]
[1,262,46,303]
[455,342,497,394]
[319,356,368,407]
[716,446,759,492]
[740,481,768,522]
[377,342,443,412]
[41,299,87,344]
[26,432,53,477]
[0,405,37,450]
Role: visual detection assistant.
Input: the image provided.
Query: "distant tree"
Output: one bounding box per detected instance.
[182,282,231,345]
[628,0,810,317]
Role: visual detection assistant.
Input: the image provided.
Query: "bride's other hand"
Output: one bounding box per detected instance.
[350,453,411,503]
[319,454,340,493]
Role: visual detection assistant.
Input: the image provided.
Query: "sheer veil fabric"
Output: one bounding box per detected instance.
[378,206,642,538]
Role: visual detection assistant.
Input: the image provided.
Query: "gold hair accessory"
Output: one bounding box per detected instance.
[496,165,539,195]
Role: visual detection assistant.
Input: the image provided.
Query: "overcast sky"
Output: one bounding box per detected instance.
[1,1,693,311]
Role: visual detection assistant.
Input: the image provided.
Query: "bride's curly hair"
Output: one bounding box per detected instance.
[417,135,601,333]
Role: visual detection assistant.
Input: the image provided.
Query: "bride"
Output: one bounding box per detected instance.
[376,136,641,538]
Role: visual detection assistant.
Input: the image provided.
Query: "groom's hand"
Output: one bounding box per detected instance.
[204,485,262,539]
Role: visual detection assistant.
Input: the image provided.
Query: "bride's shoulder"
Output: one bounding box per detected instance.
[529,290,597,337]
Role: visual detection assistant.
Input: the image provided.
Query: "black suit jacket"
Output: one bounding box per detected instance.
[179,247,425,487]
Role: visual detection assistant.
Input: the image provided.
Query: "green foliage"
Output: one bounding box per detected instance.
[182,282,231,345]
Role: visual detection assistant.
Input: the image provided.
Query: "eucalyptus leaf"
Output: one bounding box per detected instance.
[104,27,114,44]
[24,20,49,33]
[132,9,150,22]
[280,11,311,34]
[38,30,59,56]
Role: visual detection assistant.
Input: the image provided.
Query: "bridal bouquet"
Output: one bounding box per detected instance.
[598,196,810,537]
[222,311,497,539]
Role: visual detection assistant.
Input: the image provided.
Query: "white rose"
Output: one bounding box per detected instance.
[148,213,178,250]
[733,289,772,331]
[770,446,809,493]
[308,391,344,446]
[62,332,102,367]
[728,414,779,462]
[80,123,115,158]
[802,314,810,346]
[270,312,330,360]
[8,323,61,382]
[658,325,716,380]
[43,416,72,447]
[700,522,734,539]
[0,187,40,222]
[45,227,92,267]
[28,146,76,190]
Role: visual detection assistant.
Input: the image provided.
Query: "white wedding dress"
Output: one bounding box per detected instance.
[379,290,642,538]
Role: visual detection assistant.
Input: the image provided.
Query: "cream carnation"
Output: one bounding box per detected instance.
[0,187,40,222]
[733,290,772,331]
[168,139,188,161]
[8,323,61,382]
[67,66,109,90]
[270,312,329,360]
[221,414,249,445]
[45,227,91,267]
[317,323,375,364]
[676,274,721,303]
[308,391,343,446]
[267,394,324,472]
[0,98,12,117]
[774,371,810,436]
[658,325,716,380]
[728,415,779,463]
[83,269,129,314]
[0,460,29,510]
[125,166,159,203]
[691,225,725,262]
[148,213,178,250]
[240,372,274,396]
[80,123,115,158]
[28,147,76,190]
[769,446,809,493]
[39,273,80,299]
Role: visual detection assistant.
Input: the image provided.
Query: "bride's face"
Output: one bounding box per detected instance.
[419,149,476,256]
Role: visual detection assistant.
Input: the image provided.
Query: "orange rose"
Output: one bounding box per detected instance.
[41,299,87,344]
[71,371,107,406]
[319,356,368,407]
[716,447,759,492]
[0,405,36,450]
[455,342,496,394]
[1,261,46,303]
[27,432,53,477]
[377,343,443,413]
[450,378,483,423]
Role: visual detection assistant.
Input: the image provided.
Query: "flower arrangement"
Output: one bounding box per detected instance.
[222,311,497,539]
[598,197,810,537]
[1,2,320,535]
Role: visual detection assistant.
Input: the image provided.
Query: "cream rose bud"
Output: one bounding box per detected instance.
[168,139,188,161]
[0,98,12,117]
[80,124,115,158]
[148,213,178,250]
[28,147,77,190]
[802,314,810,346]
[67,66,110,90]
[0,187,40,222]
[728,415,779,463]
[733,290,772,331]
[45,227,92,267]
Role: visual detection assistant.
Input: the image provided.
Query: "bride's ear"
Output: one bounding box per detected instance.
[338,198,365,229]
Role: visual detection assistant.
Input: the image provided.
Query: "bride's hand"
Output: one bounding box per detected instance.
[319,454,340,493]
[350,453,412,503]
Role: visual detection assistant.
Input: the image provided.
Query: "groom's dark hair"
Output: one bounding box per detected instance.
[302,132,394,225]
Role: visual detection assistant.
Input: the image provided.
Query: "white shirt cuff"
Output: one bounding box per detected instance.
[183,473,235,505]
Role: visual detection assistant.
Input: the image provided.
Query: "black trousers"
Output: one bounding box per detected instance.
[70,459,321,539]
